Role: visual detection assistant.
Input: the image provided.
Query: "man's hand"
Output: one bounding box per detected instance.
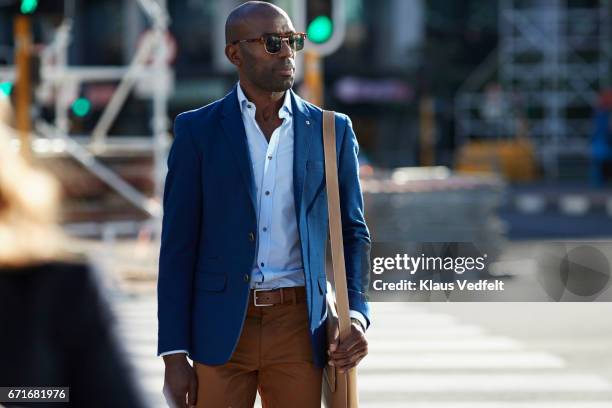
[162,353,198,408]
[328,320,368,373]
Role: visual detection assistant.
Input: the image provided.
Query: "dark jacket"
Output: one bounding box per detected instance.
[0,261,146,407]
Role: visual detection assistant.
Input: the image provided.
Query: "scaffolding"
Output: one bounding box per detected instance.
[0,0,172,239]
[455,0,611,178]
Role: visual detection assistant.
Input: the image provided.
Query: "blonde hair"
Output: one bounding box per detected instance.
[0,96,73,268]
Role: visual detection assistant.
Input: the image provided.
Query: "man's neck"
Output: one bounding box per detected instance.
[239,80,285,122]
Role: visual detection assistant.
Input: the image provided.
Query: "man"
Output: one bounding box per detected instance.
[157,2,371,407]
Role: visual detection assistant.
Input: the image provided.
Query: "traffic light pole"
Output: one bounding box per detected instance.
[14,14,32,159]
[294,0,347,107]
[302,49,323,106]
[419,96,435,166]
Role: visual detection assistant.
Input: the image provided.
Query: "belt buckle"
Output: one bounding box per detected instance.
[253,289,274,307]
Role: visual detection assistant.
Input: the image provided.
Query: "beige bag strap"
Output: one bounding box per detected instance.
[322,110,352,341]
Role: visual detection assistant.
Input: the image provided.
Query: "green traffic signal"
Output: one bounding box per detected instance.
[20,0,38,14]
[307,15,333,44]
[71,97,91,117]
[0,82,13,97]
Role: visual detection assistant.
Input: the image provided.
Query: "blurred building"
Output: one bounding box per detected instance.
[1,0,610,181]
[455,0,611,180]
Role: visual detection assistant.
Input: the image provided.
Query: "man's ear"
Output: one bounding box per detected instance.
[225,44,241,67]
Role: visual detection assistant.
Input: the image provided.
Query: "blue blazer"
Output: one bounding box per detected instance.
[157,84,371,369]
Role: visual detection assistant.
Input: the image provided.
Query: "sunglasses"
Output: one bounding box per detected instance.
[232,32,307,54]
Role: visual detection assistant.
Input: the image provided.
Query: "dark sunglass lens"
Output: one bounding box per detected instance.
[265,35,282,53]
[290,34,304,50]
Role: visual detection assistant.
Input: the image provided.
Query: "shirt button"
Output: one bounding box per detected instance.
[265,191,270,196]
[260,262,264,267]
[247,103,252,108]
[268,155,272,160]
[248,232,255,241]
[244,274,250,282]
[262,227,267,232]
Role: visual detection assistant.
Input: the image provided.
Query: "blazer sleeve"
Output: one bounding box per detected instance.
[157,113,202,356]
[336,114,372,329]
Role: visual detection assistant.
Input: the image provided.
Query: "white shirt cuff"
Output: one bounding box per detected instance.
[349,310,368,331]
[159,349,189,357]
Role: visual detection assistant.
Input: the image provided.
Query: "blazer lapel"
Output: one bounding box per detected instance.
[220,84,257,215]
[291,89,314,220]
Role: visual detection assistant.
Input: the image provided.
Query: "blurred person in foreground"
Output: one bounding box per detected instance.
[0,96,146,407]
[158,1,371,407]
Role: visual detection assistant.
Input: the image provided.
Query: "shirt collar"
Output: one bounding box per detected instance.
[236,81,293,119]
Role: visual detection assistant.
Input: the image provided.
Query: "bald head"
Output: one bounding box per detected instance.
[225,1,291,44]
[224,1,297,93]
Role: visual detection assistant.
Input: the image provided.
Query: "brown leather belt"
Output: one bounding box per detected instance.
[250,286,306,307]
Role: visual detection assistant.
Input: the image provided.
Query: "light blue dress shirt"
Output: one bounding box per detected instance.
[237,82,305,290]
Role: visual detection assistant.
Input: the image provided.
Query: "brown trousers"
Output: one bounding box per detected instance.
[194,290,323,408]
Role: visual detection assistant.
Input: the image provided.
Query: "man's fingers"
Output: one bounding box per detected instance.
[188,370,198,406]
[331,348,365,360]
[334,350,368,371]
[332,329,368,356]
[162,387,183,408]
[163,380,190,408]
[162,357,195,408]
[331,345,367,361]
[174,392,187,408]
[336,335,362,354]
[333,340,368,357]
[330,345,368,370]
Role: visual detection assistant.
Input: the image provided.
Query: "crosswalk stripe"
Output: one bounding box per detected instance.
[356,373,612,392]
[366,325,486,337]
[359,351,566,369]
[368,337,522,351]
[366,313,460,324]
[122,344,158,358]
[129,357,165,374]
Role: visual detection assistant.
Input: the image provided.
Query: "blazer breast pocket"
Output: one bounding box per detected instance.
[305,160,325,188]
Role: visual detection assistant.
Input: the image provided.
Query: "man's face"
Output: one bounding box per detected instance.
[231,13,297,92]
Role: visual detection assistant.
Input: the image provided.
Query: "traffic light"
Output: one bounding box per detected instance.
[303,0,345,56]
[0,0,62,15]
[71,97,91,118]
[0,82,13,97]
[306,0,333,44]
[20,0,38,14]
